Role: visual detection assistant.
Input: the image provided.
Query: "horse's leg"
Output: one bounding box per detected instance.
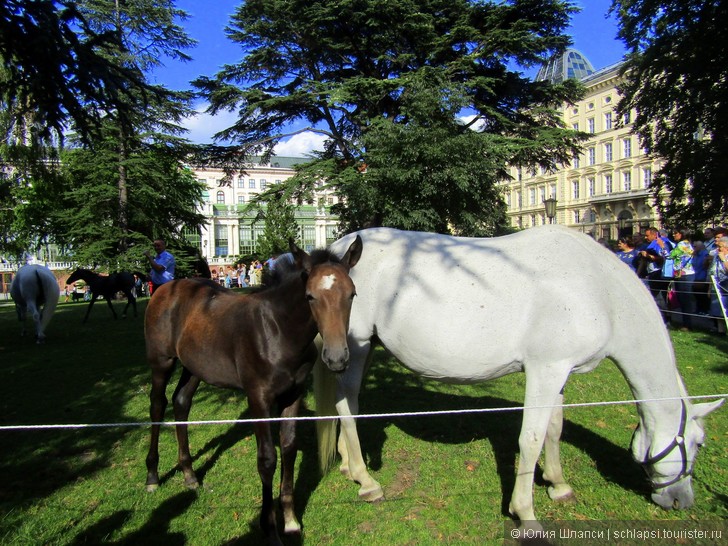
[122,290,137,318]
[542,391,574,502]
[279,397,302,535]
[509,366,570,531]
[105,296,117,319]
[249,396,282,545]
[172,367,202,489]
[146,359,176,491]
[82,296,98,323]
[335,339,384,501]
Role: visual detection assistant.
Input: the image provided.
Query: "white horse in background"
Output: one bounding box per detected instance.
[315,226,723,530]
[10,264,60,343]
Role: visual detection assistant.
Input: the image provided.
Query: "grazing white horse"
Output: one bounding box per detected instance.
[315,226,723,529]
[10,264,60,343]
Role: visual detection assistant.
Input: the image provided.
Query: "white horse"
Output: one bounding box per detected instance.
[9,264,60,343]
[315,226,723,529]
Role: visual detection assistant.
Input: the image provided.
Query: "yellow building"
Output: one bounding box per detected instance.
[504,52,664,240]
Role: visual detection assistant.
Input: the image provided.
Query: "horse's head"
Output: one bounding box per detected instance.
[631,398,723,510]
[290,236,362,372]
[66,268,89,285]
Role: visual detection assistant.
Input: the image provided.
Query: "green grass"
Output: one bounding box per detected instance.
[0,297,726,545]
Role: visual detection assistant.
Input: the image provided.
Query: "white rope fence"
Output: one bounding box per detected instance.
[1,393,725,432]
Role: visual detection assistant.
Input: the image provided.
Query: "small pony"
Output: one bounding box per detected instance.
[10,264,60,343]
[66,268,141,323]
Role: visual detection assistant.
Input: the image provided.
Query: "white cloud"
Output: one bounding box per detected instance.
[273,131,327,158]
[180,106,326,158]
[181,107,238,144]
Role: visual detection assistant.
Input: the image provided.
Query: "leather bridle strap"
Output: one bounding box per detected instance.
[640,400,690,489]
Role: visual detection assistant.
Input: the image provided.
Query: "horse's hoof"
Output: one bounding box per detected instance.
[548,484,575,502]
[283,520,302,535]
[184,478,199,490]
[358,485,384,502]
[146,483,159,492]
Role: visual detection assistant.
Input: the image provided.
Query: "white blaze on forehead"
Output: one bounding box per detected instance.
[318,274,337,291]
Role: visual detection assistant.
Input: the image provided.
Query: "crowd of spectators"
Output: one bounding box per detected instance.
[613,226,728,334]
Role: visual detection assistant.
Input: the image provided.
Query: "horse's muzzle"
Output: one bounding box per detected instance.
[651,478,694,510]
[322,345,349,373]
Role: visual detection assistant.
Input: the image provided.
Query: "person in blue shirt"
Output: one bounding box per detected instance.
[144,238,176,295]
[639,227,673,322]
[616,236,639,272]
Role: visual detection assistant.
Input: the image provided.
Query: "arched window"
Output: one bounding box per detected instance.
[216,191,225,204]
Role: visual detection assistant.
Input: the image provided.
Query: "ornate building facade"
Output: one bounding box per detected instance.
[503,51,664,240]
[189,157,340,267]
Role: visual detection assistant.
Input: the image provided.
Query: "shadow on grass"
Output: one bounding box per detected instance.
[325,353,648,517]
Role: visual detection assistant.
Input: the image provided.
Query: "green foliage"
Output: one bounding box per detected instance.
[613,0,728,227]
[0,0,192,142]
[51,127,206,270]
[199,0,586,235]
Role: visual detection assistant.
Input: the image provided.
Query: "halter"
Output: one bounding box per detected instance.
[638,400,691,489]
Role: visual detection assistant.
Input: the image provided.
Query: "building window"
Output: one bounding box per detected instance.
[260,179,267,190]
[623,111,631,124]
[237,195,245,204]
[623,171,632,191]
[530,214,536,227]
[529,187,536,206]
[574,210,581,224]
[643,167,653,187]
[604,174,613,194]
[214,224,229,256]
[588,147,596,165]
[517,190,522,209]
[604,142,613,162]
[572,180,580,199]
[572,122,579,131]
[604,112,612,130]
[587,118,595,133]
[237,176,245,188]
[550,184,557,199]
[573,155,579,168]
[588,176,596,197]
[540,186,546,202]
[623,138,632,158]
[249,179,256,189]
[216,190,225,204]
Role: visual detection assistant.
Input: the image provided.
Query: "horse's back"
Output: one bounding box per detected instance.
[331,227,662,381]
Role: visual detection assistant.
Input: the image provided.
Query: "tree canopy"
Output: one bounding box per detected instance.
[198,0,586,235]
[613,0,728,227]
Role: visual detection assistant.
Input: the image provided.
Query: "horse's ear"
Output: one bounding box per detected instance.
[692,398,724,419]
[341,235,363,270]
[289,238,312,273]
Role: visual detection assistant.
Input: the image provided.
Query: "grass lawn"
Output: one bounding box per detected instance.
[0,295,725,545]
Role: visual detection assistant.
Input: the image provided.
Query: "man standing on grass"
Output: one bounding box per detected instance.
[144,238,175,295]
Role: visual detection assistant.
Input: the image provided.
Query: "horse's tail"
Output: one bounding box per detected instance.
[313,336,339,474]
[38,269,59,335]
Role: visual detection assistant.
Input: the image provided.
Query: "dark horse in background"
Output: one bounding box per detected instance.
[66,268,145,324]
[144,237,362,544]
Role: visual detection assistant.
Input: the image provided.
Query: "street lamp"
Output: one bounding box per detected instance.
[543,197,558,224]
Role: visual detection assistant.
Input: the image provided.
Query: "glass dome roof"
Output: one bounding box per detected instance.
[536,49,595,83]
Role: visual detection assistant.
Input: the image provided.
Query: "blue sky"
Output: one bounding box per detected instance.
[152,0,626,154]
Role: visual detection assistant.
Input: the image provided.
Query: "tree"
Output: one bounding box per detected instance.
[250,189,300,259]
[51,124,206,271]
[0,0,200,264]
[0,0,189,141]
[198,0,585,235]
[612,0,728,227]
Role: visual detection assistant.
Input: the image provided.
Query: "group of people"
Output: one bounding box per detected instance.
[614,226,728,333]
